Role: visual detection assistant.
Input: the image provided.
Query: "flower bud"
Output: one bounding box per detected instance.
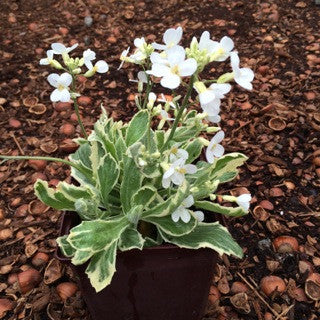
[206,126,221,133]
[221,195,236,202]
[73,68,82,75]
[138,81,143,93]
[209,194,217,201]
[190,187,199,193]
[84,68,96,77]
[217,72,234,84]
[50,59,63,70]
[194,81,207,94]
[198,137,210,146]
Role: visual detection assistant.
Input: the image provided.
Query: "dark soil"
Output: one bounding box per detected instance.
[0,0,320,319]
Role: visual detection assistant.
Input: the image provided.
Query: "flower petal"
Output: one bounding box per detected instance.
[207,114,221,123]
[163,166,174,179]
[162,177,171,189]
[85,60,94,70]
[212,144,225,158]
[40,58,49,65]
[230,51,240,70]
[171,208,181,222]
[171,172,185,186]
[184,164,197,174]
[51,43,66,54]
[47,73,60,87]
[199,90,216,105]
[206,148,215,164]
[160,74,181,89]
[66,43,78,53]
[95,60,109,73]
[235,78,252,90]
[59,89,71,102]
[220,36,234,52]
[147,64,170,77]
[178,58,197,77]
[213,130,225,143]
[194,210,204,222]
[202,100,221,114]
[166,46,185,66]
[209,83,232,98]
[183,195,194,208]
[181,209,191,223]
[163,26,183,46]
[50,89,61,102]
[59,73,72,87]
[151,43,167,50]
[137,71,148,83]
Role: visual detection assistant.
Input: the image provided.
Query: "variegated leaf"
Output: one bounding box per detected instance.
[118,227,145,251]
[159,222,243,258]
[195,200,247,217]
[85,242,118,292]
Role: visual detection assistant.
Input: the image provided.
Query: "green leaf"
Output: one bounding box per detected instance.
[67,217,129,252]
[97,153,120,206]
[56,235,76,257]
[159,222,243,258]
[210,153,248,182]
[131,186,157,208]
[172,126,201,142]
[118,227,145,251]
[126,110,149,146]
[34,180,76,210]
[184,139,203,163]
[74,198,107,220]
[69,142,92,170]
[142,181,190,218]
[85,242,118,292]
[71,249,94,265]
[195,200,247,217]
[144,214,197,237]
[120,154,143,213]
[155,130,165,150]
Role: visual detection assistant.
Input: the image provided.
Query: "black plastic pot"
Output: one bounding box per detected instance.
[57,211,218,320]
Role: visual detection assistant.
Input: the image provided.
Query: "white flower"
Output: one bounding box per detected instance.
[47,73,72,102]
[194,210,204,222]
[202,103,221,123]
[206,131,225,163]
[198,31,216,53]
[51,43,78,55]
[118,47,130,70]
[85,60,109,73]
[83,49,96,64]
[129,71,148,84]
[160,110,174,121]
[171,195,194,223]
[158,94,176,109]
[152,26,183,51]
[147,46,197,89]
[195,82,231,106]
[134,37,146,49]
[210,36,234,61]
[150,51,168,65]
[169,145,188,162]
[40,50,54,65]
[236,194,252,211]
[162,158,197,188]
[230,52,254,90]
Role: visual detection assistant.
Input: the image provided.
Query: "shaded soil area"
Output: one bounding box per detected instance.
[0,0,320,319]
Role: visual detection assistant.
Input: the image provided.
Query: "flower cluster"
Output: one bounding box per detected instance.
[40,43,109,103]
[119,27,253,222]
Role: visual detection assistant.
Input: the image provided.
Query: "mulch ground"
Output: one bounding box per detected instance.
[0,0,320,319]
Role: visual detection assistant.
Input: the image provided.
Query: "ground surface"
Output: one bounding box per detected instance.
[0,0,320,319]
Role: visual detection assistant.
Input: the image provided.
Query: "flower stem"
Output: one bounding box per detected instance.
[72,96,88,139]
[161,75,195,151]
[0,155,91,180]
[71,75,88,139]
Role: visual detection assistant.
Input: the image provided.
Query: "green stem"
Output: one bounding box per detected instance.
[142,75,152,110]
[161,75,195,151]
[71,75,88,139]
[72,96,88,139]
[0,155,91,181]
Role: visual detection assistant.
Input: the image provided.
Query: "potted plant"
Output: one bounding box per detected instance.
[0,26,254,320]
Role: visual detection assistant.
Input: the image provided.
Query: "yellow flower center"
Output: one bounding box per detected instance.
[176,167,186,174]
[217,47,225,56]
[57,84,65,91]
[210,143,217,151]
[171,65,179,75]
[171,147,178,154]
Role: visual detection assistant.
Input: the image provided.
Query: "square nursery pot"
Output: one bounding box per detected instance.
[56,211,219,320]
